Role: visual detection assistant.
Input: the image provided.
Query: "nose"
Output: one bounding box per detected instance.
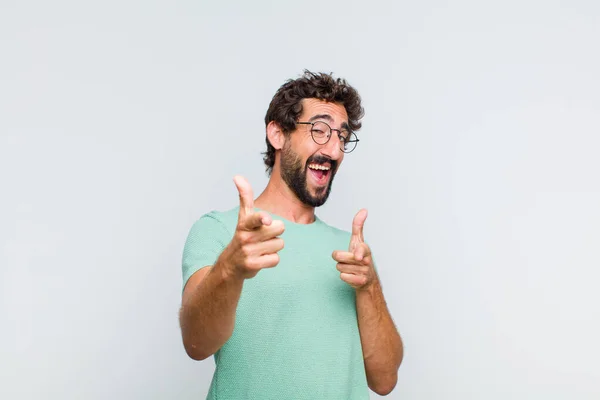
[321,132,344,160]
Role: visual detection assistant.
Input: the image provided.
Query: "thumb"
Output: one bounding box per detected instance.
[233,175,255,219]
[349,208,367,251]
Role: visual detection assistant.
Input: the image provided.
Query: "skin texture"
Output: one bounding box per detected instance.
[179,98,403,395]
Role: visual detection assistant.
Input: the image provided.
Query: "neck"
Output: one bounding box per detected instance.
[254,168,315,224]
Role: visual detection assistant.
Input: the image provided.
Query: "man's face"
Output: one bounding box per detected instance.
[279,98,348,207]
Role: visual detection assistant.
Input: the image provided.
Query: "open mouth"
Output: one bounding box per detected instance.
[307,162,331,186]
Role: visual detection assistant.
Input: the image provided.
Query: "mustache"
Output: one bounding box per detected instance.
[306,155,337,170]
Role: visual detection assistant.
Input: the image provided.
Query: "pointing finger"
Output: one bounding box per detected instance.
[243,211,272,230]
[333,250,353,264]
[333,250,364,264]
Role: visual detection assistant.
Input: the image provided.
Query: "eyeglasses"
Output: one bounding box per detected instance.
[296,121,359,153]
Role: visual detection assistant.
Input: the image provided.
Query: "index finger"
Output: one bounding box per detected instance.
[242,211,272,230]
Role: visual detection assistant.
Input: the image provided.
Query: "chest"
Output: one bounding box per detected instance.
[237,232,355,318]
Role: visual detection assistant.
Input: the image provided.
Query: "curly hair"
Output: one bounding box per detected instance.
[262,70,364,175]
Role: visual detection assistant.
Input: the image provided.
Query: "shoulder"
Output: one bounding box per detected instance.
[315,215,352,241]
[187,206,240,238]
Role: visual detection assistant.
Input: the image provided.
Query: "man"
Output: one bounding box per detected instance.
[179,70,403,399]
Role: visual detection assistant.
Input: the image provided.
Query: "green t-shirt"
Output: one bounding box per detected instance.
[182,206,370,399]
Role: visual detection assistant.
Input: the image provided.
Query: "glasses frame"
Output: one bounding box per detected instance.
[296,121,359,153]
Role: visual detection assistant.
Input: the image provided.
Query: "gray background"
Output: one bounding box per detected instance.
[1,0,599,399]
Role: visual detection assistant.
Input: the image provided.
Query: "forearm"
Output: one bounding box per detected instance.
[179,254,244,360]
[356,280,403,395]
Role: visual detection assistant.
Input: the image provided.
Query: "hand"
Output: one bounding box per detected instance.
[332,209,377,290]
[222,175,285,279]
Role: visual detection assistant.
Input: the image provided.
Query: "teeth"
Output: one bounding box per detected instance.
[308,164,330,171]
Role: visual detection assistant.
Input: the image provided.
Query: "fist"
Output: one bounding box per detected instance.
[224,175,285,279]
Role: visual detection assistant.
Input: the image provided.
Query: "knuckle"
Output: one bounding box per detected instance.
[245,271,259,279]
[273,221,285,234]
[263,254,278,268]
[240,244,253,258]
[267,226,282,238]
[271,254,280,266]
[239,232,254,245]
[245,258,258,270]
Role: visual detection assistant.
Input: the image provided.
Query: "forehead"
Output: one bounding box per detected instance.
[299,98,348,123]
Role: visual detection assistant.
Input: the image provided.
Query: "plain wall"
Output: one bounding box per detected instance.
[1,1,599,399]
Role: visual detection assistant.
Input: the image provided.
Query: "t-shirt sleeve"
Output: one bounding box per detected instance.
[181,212,232,290]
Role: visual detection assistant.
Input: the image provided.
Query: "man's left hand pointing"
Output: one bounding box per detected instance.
[332,209,377,290]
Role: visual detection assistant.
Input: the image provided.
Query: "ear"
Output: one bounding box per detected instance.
[266,121,285,150]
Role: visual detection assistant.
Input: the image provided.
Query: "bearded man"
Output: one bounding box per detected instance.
[179,70,403,399]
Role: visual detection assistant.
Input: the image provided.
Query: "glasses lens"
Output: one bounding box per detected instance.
[310,121,330,145]
[342,132,358,153]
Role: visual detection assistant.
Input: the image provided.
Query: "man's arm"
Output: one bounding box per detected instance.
[356,278,403,395]
[179,175,284,360]
[179,254,245,360]
[335,257,404,395]
[333,208,403,395]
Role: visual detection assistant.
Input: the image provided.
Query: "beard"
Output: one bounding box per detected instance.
[280,140,337,207]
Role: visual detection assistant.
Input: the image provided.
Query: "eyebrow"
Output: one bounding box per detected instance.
[308,114,351,131]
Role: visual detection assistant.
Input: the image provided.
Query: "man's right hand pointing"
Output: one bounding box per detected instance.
[222,175,285,279]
